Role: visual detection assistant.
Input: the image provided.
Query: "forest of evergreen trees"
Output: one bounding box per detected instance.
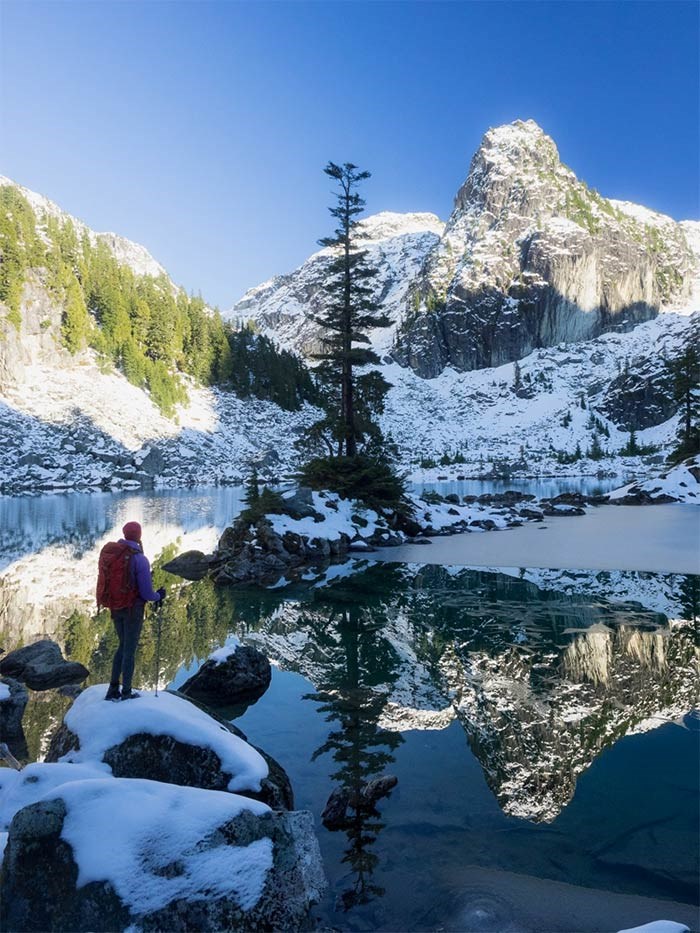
[0,185,315,414]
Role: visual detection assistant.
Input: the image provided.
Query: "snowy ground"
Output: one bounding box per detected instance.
[380,311,699,479]
[370,505,700,574]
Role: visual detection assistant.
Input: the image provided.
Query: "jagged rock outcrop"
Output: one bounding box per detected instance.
[393,120,696,376]
[227,121,696,384]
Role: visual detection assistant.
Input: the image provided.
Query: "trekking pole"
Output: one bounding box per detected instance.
[154,599,163,697]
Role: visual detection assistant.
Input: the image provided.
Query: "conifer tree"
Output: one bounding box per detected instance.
[667,344,700,461]
[310,163,391,457]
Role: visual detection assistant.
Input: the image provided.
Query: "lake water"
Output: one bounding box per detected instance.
[1,487,698,931]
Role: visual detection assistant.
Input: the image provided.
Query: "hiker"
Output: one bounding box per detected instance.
[96,521,166,701]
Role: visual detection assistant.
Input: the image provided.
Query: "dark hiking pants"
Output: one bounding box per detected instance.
[110,602,145,692]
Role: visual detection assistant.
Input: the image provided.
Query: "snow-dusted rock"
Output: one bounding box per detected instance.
[180,644,272,705]
[45,685,279,800]
[1,779,325,933]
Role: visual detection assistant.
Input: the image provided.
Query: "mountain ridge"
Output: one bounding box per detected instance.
[230,120,697,377]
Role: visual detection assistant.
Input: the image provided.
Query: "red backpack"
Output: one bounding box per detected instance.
[96,542,139,610]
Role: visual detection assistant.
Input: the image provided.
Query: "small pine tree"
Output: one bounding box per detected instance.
[579,393,586,410]
[623,429,638,456]
[667,344,700,462]
[243,467,260,509]
[588,433,604,461]
[513,360,522,393]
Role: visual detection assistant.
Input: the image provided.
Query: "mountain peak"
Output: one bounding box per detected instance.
[455,120,563,215]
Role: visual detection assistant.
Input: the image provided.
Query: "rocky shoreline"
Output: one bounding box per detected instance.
[162,485,604,589]
[162,458,699,589]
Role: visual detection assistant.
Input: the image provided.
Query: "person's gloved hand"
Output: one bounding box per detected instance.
[156,587,166,604]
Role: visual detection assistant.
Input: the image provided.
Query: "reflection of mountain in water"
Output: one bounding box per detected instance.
[3,507,698,826]
[238,565,699,822]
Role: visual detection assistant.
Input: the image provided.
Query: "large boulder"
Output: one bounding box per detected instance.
[1,780,325,933]
[180,645,272,705]
[0,676,28,742]
[0,640,89,690]
[45,685,292,810]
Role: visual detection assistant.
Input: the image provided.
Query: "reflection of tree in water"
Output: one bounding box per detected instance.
[304,600,403,912]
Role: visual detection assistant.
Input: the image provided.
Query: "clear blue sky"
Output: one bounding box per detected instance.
[1,1,698,308]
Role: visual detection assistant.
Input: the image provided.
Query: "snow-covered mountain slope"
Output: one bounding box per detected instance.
[0,176,167,280]
[227,211,444,356]
[1,124,698,495]
[381,308,699,479]
[0,177,318,494]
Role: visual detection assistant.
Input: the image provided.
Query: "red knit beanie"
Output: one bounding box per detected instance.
[122,521,142,542]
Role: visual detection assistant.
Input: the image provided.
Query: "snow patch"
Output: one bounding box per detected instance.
[42,777,272,914]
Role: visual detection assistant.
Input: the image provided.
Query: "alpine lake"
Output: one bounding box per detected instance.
[1,484,698,932]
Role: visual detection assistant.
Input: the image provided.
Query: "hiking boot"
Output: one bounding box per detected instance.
[120,689,140,701]
[104,684,121,701]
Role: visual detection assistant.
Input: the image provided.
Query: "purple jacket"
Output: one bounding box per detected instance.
[120,539,161,602]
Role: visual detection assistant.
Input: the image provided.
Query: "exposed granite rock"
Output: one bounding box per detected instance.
[393,121,695,377]
[0,639,89,690]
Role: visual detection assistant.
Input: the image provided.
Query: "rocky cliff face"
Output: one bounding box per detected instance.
[393,121,696,376]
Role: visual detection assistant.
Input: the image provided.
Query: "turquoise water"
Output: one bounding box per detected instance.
[1,490,698,931]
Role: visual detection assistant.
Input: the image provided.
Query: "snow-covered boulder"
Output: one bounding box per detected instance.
[45,686,290,809]
[609,456,700,504]
[0,761,109,831]
[1,778,325,933]
[0,639,89,690]
[180,642,272,705]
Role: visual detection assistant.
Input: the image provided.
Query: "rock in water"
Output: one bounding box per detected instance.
[321,787,351,828]
[359,773,398,806]
[0,640,89,690]
[180,646,272,704]
[0,677,28,743]
[162,549,215,581]
[1,782,326,933]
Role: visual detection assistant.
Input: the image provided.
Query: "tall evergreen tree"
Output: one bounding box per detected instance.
[667,343,700,461]
[310,163,391,457]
